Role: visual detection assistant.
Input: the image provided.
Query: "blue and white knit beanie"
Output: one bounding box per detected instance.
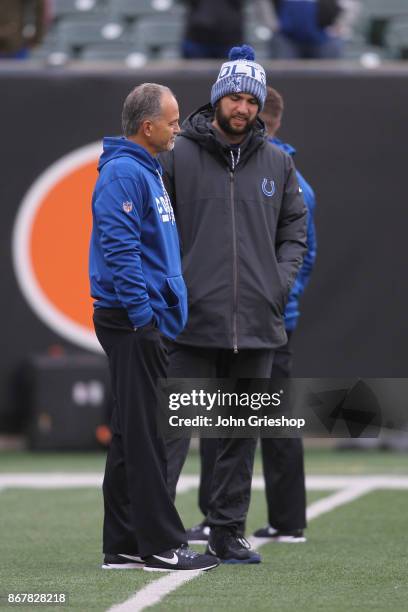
[211,45,267,111]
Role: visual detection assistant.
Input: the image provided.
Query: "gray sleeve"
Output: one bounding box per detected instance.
[275,156,308,294]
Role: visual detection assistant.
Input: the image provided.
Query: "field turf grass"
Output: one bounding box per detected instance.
[0,449,407,611]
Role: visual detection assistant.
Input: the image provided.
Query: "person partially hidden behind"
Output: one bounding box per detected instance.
[89,83,219,573]
[185,85,317,546]
[253,86,317,542]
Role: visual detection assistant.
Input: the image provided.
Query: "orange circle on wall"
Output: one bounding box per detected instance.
[13,142,103,352]
[31,160,97,330]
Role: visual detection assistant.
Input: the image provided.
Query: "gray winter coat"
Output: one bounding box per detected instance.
[159,104,307,350]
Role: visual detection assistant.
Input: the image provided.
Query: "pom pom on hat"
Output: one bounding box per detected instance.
[228,45,256,62]
[211,44,267,110]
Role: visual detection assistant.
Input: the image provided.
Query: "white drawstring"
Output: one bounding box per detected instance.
[156,170,175,224]
[230,147,241,171]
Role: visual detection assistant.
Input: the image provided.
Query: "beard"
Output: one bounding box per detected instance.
[215,105,257,136]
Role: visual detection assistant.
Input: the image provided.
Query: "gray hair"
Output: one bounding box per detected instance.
[122,83,173,136]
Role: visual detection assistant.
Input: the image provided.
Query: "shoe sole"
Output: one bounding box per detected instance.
[143,563,219,573]
[273,536,306,543]
[253,535,306,543]
[102,563,145,569]
[221,557,261,564]
[187,539,208,545]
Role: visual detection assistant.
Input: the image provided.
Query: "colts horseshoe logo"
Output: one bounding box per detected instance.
[262,178,276,197]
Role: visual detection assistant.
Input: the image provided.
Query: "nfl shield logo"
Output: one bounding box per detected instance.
[122,201,133,213]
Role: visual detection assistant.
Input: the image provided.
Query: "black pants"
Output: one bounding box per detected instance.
[166,344,274,531]
[261,332,306,530]
[186,333,306,531]
[93,308,187,557]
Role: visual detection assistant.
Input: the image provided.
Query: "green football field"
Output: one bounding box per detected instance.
[0,448,407,612]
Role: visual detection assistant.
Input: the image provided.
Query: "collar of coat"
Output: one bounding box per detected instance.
[179,103,267,170]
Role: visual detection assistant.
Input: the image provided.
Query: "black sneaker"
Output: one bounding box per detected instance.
[206,528,261,564]
[102,553,145,569]
[253,525,306,543]
[143,545,220,572]
[186,522,210,544]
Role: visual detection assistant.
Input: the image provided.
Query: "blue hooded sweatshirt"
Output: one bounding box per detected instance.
[89,137,188,340]
[272,138,317,331]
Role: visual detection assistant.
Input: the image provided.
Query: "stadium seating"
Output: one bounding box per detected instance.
[385,20,408,59]
[361,0,408,48]
[27,0,408,63]
[81,42,148,66]
[57,19,127,50]
[362,0,408,17]
[244,21,273,60]
[110,0,177,22]
[53,0,108,20]
[130,17,183,59]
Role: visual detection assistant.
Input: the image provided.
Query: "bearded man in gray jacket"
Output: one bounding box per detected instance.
[160,44,307,564]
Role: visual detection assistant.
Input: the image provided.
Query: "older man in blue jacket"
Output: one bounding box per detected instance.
[89,83,219,573]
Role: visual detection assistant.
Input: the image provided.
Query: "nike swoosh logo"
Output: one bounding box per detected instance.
[119,554,142,561]
[207,543,217,556]
[152,553,178,565]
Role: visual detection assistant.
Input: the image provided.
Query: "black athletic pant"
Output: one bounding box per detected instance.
[93,308,187,557]
[166,344,274,531]
[260,332,306,530]
[188,333,306,531]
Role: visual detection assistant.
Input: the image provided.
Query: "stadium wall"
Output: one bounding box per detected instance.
[1,63,407,430]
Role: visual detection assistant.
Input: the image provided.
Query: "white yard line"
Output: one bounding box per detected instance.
[108,570,203,612]
[0,473,103,488]
[305,482,375,522]
[1,473,408,491]
[247,481,376,550]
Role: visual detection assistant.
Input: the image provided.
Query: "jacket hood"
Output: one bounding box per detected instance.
[271,137,297,157]
[180,104,267,166]
[98,136,161,175]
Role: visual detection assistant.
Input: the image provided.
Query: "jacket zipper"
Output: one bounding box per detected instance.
[230,171,239,353]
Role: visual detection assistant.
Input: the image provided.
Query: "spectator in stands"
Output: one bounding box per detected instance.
[256,0,353,59]
[0,0,48,59]
[180,0,245,59]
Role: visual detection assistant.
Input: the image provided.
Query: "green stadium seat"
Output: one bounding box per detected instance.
[343,41,392,61]
[57,18,128,49]
[109,0,176,21]
[30,45,72,63]
[81,42,148,64]
[130,17,183,56]
[385,20,408,58]
[361,0,408,18]
[156,45,181,60]
[361,0,408,47]
[53,0,106,19]
[244,20,273,59]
